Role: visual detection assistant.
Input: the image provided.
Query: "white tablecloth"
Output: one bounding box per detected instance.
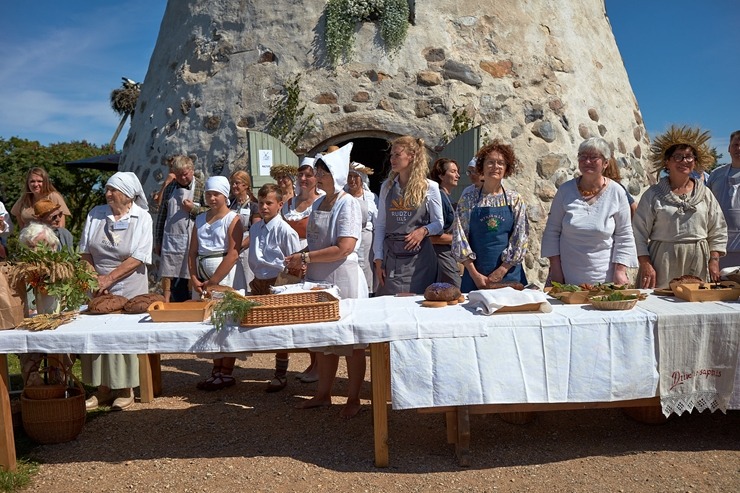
[0,296,487,355]
[390,302,660,410]
[639,296,740,416]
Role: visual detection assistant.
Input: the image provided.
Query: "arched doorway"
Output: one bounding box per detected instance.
[308,131,398,195]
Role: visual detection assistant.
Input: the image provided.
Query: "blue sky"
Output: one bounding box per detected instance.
[0,1,737,158]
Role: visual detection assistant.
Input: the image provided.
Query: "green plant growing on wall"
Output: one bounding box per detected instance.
[325,0,410,66]
[443,108,475,143]
[266,75,315,152]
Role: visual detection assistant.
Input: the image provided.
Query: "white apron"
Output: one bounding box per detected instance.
[160,182,195,278]
[305,202,365,300]
[82,211,146,389]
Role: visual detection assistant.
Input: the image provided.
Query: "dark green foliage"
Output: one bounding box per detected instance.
[0,137,114,240]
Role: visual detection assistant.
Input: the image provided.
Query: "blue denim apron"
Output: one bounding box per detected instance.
[460,187,527,293]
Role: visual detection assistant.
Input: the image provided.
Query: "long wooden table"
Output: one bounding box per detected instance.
[0,294,737,470]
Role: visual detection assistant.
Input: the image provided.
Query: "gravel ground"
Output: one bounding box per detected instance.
[20,353,740,493]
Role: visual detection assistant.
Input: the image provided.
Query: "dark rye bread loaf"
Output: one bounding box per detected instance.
[87,294,128,314]
[124,293,165,314]
[424,282,462,302]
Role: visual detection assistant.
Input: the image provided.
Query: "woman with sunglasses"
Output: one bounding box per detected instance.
[633,126,727,289]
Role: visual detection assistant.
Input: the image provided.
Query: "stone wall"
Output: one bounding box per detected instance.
[122,0,649,284]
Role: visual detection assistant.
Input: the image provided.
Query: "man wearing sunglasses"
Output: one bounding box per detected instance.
[32,199,74,251]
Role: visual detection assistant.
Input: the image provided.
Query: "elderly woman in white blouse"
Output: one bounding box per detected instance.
[542,137,637,285]
[79,172,153,411]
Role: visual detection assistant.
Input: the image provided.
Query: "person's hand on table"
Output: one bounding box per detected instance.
[191,275,205,296]
[485,265,510,287]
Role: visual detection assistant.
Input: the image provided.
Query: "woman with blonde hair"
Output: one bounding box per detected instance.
[12,167,71,229]
[373,136,443,295]
[229,170,260,292]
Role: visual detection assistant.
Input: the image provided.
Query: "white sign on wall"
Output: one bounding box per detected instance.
[259,150,273,176]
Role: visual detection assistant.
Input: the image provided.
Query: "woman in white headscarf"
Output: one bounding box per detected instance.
[345,162,378,294]
[285,142,368,418]
[79,172,153,411]
[189,176,244,391]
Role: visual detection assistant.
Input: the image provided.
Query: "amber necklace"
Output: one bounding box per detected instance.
[577,177,605,198]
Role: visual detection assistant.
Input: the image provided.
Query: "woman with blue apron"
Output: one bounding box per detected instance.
[453,142,529,293]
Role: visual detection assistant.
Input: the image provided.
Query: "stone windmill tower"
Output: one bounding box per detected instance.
[121,0,649,283]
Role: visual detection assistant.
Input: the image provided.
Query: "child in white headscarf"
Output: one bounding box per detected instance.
[189,176,245,391]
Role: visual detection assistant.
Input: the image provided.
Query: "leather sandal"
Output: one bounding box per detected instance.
[202,373,236,391]
[197,366,221,390]
[265,375,288,393]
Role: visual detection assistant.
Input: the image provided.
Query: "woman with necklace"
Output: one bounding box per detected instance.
[285,142,367,418]
[453,141,528,292]
[633,126,727,289]
[229,170,260,292]
[542,137,637,286]
[79,172,152,410]
[373,136,444,295]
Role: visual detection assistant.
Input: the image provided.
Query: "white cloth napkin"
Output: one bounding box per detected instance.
[467,288,552,315]
[270,282,341,300]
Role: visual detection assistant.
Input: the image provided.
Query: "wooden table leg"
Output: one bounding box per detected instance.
[456,406,471,467]
[446,410,457,444]
[149,355,162,397]
[137,354,154,404]
[0,354,17,472]
[370,342,389,467]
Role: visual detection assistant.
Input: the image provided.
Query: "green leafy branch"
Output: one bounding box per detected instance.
[266,75,315,152]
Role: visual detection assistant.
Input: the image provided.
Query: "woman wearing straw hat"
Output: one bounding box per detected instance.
[79,172,153,411]
[270,164,298,204]
[634,126,727,289]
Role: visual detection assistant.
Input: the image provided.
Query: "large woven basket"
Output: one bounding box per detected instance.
[241,291,340,327]
[21,384,86,444]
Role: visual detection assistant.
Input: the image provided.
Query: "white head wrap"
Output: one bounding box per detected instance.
[205,176,231,206]
[299,157,315,169]
[315,142,353,194]
[106,172,148,210]
[348,161,372,192]
[468,157,477,170]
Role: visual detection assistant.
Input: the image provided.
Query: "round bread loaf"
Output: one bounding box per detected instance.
[124,293,166,314]
[87,294,128,314]
[424,282,462,302]
[669,275,703,291]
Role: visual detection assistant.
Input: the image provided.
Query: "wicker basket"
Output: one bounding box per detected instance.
[589,298,638,311]
[23,384,68,400]
[241,291,340,327]
[21,383,86,444]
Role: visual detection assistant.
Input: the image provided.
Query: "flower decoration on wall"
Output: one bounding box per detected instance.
[325,0,410,66]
